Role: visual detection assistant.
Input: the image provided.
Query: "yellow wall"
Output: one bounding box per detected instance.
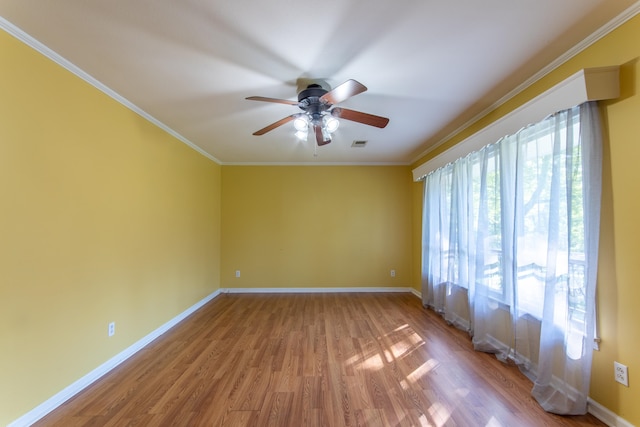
[4,7,638,426]
[221,165,413,288]
[0,30,221,425]
[411,182,423,294]
[412,14,640,425]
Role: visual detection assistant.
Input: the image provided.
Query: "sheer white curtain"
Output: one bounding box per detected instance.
[421,102,602,414]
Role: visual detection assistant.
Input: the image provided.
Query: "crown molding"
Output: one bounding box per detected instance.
[412,66,620,181]
[411,1,640,166]
[0,17,222,165]
[221,161,409,166]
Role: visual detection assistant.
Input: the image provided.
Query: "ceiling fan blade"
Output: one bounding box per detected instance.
[320,79,367,105]
[246,96,299,106]
[253,115,296,135]
[331,107,389,128]
[314,124,331,146]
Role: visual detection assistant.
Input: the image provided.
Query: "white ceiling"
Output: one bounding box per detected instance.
[1,1,637,164]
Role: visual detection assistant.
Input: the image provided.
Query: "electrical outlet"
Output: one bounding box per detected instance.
[108,322,115,337]
[614,361,629,386]
[235,270,241,278]
[390,269,396,277]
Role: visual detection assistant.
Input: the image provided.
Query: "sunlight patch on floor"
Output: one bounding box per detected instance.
[428,402,451,427]
[406,358,439,384]
[348,324,429,372]
[383,328,426,362]
[393,324,410,333]
[418,413,433,426]
[359,353,385,370]
[455,388,470,398]
[485,416,504,426]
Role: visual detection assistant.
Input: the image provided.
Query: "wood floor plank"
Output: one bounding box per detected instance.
[33,293,606,426]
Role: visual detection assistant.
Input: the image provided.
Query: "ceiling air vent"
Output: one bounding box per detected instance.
[351,140,368,148]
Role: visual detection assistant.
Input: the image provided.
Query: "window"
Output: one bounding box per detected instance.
[420,102,602,414]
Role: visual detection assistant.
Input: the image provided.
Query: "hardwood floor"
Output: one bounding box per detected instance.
[34,293,605,426]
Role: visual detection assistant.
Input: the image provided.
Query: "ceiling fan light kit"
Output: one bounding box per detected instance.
[324,116,340,133]
[246,79,389,148]
[293,115,308,132]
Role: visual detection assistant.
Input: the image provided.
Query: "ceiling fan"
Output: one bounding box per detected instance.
[246,79,389,146]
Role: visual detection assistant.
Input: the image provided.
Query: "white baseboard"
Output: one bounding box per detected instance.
[17,287,627,427]
[9,287,414,426]
[8,289,222,427]
[588,398,635,427]
[221,286,416,294]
